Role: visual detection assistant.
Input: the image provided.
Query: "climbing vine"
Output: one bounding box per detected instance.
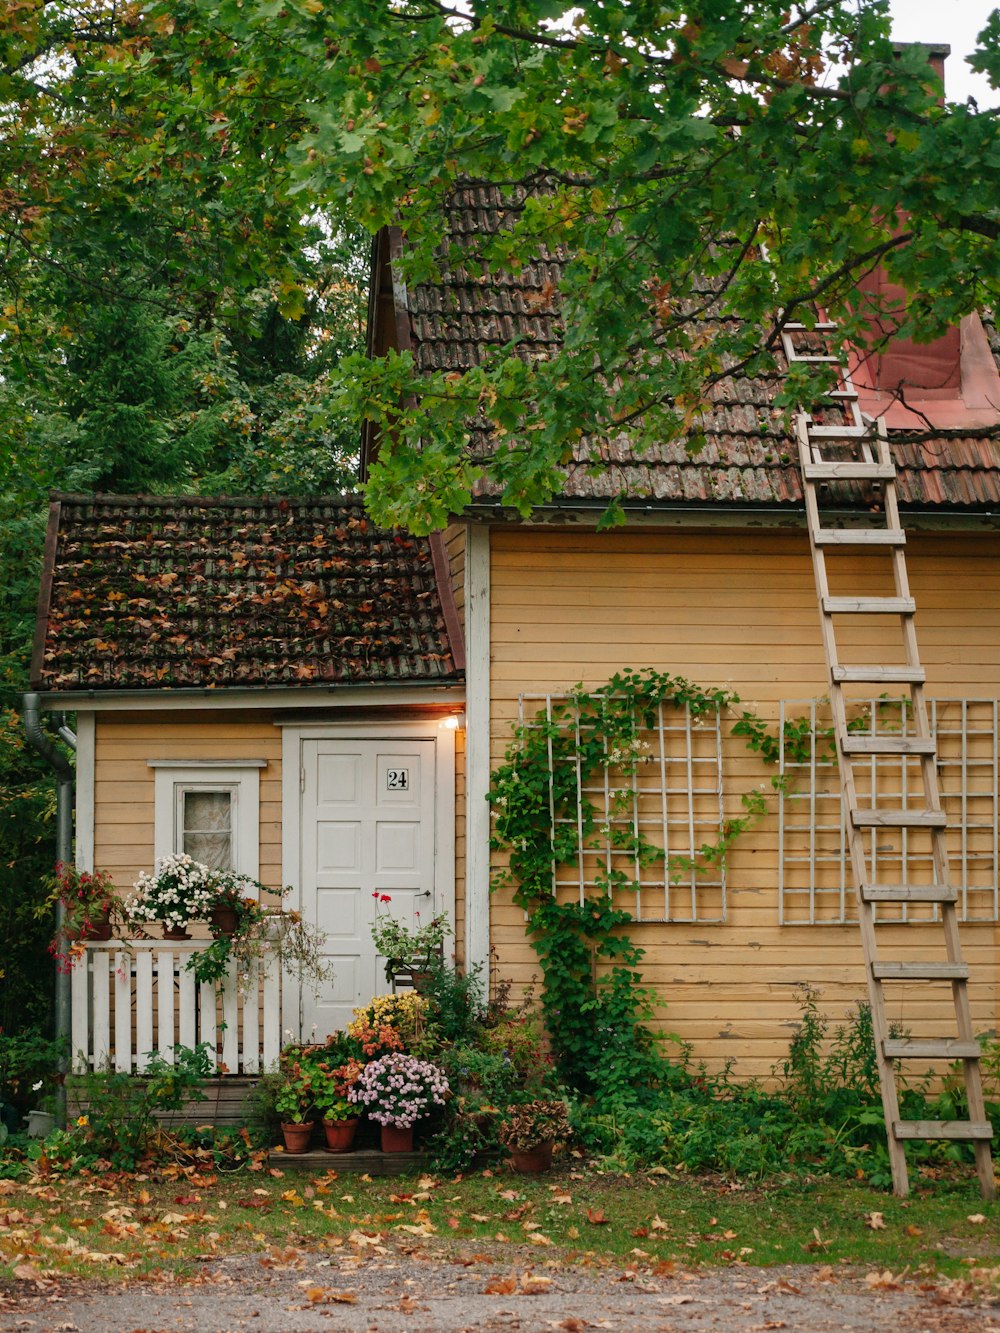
[488,668,831,1095]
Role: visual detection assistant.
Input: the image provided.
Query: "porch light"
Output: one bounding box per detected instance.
[441,713,465,731]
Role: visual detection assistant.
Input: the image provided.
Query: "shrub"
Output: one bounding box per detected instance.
[60,1043,212,1168]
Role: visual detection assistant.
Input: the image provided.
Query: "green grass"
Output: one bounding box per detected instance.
[1,1162,997,1287]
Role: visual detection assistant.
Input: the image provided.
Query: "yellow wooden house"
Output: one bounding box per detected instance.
[30,185,1000,1083]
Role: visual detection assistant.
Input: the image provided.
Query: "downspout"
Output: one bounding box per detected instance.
[22,692,75,1129]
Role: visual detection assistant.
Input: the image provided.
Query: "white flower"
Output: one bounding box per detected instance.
[32,1079,43,1091]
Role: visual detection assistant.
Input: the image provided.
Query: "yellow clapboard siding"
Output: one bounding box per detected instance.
[95,712,283,889]
[487,523,1000,1074]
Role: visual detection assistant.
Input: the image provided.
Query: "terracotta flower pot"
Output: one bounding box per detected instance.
[380,1123,414,1153]
[208,905,239,937]
[323,1118,359,1153]
[85,909,113,942]
[162,924,191,941]
[508,1140,554,1173]
[281,1122,314,1153]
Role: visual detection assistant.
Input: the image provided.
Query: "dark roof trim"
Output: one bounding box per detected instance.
[387,225,413,355]
[429,532,466,671]
[48,491,370,509]
[30,499,61,689]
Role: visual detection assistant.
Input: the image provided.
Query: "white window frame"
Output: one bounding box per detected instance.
[148,760,265,879]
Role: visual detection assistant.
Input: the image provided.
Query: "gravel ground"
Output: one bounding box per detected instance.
[3,1248,999,1333]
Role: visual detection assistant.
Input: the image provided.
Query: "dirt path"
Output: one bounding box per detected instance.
[3,1249,998,1333]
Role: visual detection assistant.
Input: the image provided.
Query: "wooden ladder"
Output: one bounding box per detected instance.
[782,321,995,1200]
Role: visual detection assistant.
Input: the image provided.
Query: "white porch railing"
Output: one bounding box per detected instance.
[70,941,295,1075]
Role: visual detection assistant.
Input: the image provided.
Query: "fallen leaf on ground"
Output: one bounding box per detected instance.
[865,1212,886,1230]
[586,1208,609,1225]
[520,1273,552,1294]
[968,1214,987,1225]
[483,1276,517,1296]
[866,1270,904,1290]
[304,1286,357,1305]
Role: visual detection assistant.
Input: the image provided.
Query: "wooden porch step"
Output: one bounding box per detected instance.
[804,463,896,482]
[894,1120,993,1141]
[851,808,947,829]
[813,528,906,546]
[871,961,969,981]
[822,596,916,615]
[860,882,958,904]
[884,1039,982,1060]
[277,1147,431,1175]
[842,734,936,755]
[832,665,925,684]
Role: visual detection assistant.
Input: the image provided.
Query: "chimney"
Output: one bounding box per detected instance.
[849,44,1000,429]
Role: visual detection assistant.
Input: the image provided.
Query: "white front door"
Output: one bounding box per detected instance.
[299,737,437,1037]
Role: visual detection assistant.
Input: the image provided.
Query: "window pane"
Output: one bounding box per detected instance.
[182,790,233,870]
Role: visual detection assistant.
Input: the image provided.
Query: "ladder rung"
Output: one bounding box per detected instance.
[894,1120,993,1141]
[804,463,896,482]
[884,1039,982,1060]
[860,883,958,903]
[842,735,936,755]
[822,597,916,615]
[872,961,969,981]
[806,424,871,438]
[784,322,839,332]
[832,665,925,684]
[787,353,842,363]
[851,808,947,829]
[813,529,906,546]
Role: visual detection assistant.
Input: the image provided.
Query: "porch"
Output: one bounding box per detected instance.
[70,939,295,1079]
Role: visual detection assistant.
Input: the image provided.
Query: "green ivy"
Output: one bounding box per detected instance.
[489,667,823,1096]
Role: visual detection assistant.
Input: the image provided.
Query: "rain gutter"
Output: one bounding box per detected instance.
[21,692,75,1129]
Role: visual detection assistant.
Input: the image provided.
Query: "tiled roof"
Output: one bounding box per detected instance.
[33,496,464,692]
[401,184,1000,511]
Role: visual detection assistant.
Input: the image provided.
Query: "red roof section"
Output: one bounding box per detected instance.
[33,495,464,693]
[396,184,1000,511]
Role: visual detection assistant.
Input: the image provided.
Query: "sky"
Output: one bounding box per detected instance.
[888,0,998,104]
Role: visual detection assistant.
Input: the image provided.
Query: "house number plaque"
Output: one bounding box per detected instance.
[386,768,409,791]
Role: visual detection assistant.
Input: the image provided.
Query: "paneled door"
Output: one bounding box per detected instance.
[299,738,436,1037]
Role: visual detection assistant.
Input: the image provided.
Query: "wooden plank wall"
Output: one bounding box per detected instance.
[488,524,1000,1081]
[94,711,284,896]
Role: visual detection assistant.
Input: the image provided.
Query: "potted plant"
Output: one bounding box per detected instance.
[498,1099,571,1173]
[346,992,427,1058]
[370,895,451,986]
[206,873,260,937]
[43,863,124,973]
[125,854,222,940]
[273,1050,319,1153]
[348,1052,450,1152]
[314,1057,364,1152]
[219,906,333,995]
